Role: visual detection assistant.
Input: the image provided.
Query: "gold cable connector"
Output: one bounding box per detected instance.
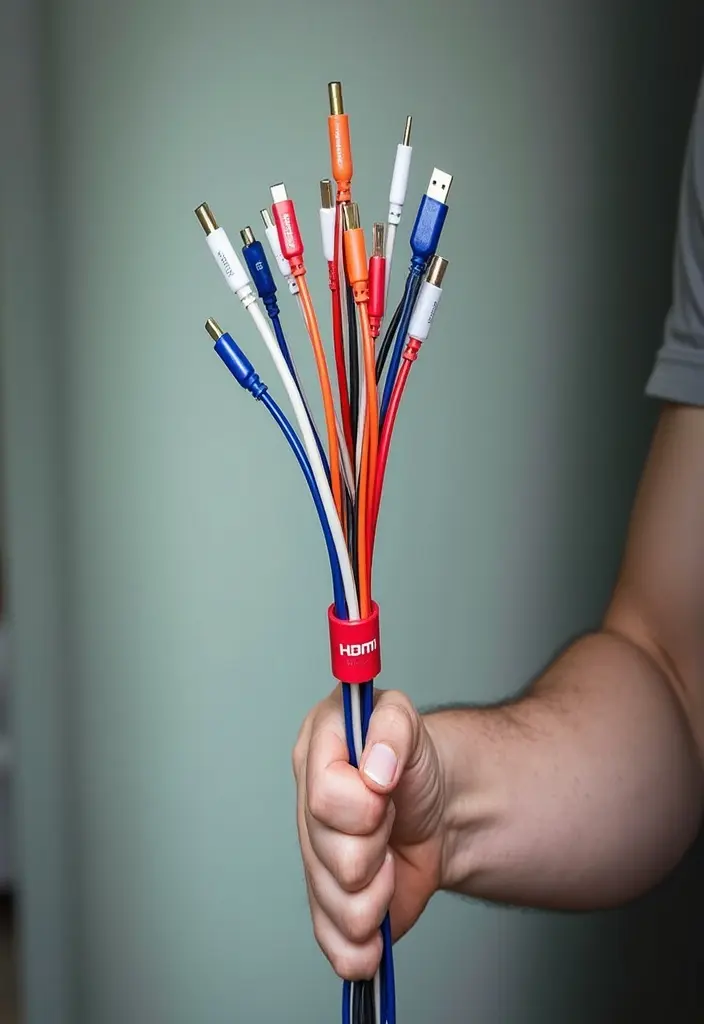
[195,202,218,236]
[320,178,334,209]
[342,202,360,232]
[427,255,448,288]
[403,115,412,146]
[205,317,224,341]
[328,81,344,116]
[372,223,386,258]
[240,226,255,247]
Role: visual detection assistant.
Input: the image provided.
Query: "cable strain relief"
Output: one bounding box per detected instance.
[409,255,426,275]
[352,282,369,305]
[239,289,257,310]
[402,338,422,363]
[388,205,402,226]
[263,296,280,318]
[290,259,305,277]
[287,278,300,295]
[249,377,268,400]
[336,186,351,204]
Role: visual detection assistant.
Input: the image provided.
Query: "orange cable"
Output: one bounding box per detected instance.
[296,274,343,518]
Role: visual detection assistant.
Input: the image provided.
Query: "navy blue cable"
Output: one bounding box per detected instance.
[379,266,423,422]
[242,233,333,487]
[270,310,297,379]
[259,390,346,617]
[211,327,346,617]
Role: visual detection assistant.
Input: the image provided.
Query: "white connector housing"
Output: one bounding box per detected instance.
[388,143,413,225]
[206,227,252,299]
[319,206,336,263]
[408,281,443,341]
[263,224,299,296]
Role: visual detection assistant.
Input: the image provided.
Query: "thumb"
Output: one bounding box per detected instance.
[359,689,425,795]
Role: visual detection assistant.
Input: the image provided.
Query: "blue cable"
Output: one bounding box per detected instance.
[210,322,391,1022]
[210,327,346,617]
[270,310,296,379]
[242,232,332,485]
[379,268,423,421]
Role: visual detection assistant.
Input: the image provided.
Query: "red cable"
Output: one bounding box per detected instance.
[370,338,422,555]
[330,206,354,462]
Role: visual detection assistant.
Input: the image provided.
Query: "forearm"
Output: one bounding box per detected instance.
[427,630,704,911]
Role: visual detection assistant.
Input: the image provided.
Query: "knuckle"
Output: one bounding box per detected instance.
[344,897,380,944]
[331,941,382,982]
[337,840,371,892]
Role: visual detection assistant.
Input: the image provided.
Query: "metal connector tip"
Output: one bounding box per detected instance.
[270,182,288,206]
[328,81,344,116]
[427,168,453,204]
[240,226,255,247]
[342,202,360,232]
[403,115,412,147]
[427,255,448,288]
[373,222,386,257]
[205,318,224,342]
[320,178,334,209]
[260,208,274,230]
[195,202,218,236]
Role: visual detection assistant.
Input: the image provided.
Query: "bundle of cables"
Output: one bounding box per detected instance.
[193,81,451,1024]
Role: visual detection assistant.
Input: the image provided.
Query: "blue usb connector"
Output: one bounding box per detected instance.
[380,168,453,420]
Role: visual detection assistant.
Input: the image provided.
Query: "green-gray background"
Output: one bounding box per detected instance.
[2,0,704,1021]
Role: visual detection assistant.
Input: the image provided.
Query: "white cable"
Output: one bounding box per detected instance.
[197,208,359,617]
[384,222,397,303]
[374,971,382,1024]
[351,685,363,764]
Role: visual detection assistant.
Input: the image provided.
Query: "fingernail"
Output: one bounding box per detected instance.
[363,744,398,787]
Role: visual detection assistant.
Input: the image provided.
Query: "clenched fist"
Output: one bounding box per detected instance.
[292,688,447,980]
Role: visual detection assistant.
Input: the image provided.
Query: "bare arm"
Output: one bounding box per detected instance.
[434,403,704,910]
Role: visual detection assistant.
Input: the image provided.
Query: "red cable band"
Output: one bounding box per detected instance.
[328,603,381,683]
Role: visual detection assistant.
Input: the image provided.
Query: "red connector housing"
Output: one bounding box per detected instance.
[272,198,305,275]
[368,255,386,337]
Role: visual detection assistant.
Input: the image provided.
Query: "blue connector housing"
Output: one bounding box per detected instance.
[215,333,267,399]
[242,240,278,311]
[409,195,449,267]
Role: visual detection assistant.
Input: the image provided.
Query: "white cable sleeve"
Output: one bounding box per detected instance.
[264,224,300,295]
[247,302,359,617]
[388,143,412,224]
[408,282,443,341]
[384,222,397,303]
[374,971,382,1024]
[351,685,363,765]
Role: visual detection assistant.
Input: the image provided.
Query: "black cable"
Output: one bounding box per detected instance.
[351,979,375,1024]
[375,291,405,384]
[346,281,359,444]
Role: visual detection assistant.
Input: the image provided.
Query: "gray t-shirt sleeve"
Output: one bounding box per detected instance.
[647,80,704,405]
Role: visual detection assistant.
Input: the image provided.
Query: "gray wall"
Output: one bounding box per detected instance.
[2,0,703,1021]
